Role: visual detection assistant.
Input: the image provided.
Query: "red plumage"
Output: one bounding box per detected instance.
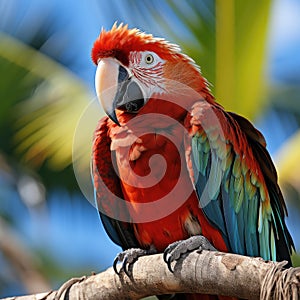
[91,24,294,300]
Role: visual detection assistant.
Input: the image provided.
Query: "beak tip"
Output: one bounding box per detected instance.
[108,110,121,126]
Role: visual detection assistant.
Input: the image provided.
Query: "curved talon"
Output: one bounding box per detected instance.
[163,236,217,273]
[112,247,157,276]
[163,249,169,263]
[113,256,121,274]
[123,257,131,276]
[163,241,179,264]
[163,251,167,263]
[167,256,174,273]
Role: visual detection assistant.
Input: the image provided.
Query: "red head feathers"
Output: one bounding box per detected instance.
[91,23,195,67]
[91,23,214,125]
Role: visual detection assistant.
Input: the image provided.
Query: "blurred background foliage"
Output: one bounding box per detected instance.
[0,0,299,297]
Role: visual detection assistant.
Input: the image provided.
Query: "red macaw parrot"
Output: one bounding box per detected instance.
[91,24,294,300]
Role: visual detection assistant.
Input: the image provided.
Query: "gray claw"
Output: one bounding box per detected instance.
[163,240,180,263]
[113,253,123,274]
[163,249,168,263]
[163,236,216,272]
[113,246,157,276]
[123,257,132,276]
[166,256,174,273]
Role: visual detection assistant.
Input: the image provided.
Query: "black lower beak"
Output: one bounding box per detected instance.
[108,65,145,126]
[117,81,144,112]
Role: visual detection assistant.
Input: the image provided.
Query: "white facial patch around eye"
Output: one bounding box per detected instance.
[128,51,166,98]
[139,51,164,68]
[128,51,165,70]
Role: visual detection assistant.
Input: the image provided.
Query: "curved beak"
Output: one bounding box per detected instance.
[95,58,120,125]
[95,58,145,126]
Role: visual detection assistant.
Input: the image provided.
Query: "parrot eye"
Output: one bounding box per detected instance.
[145,54,154,64]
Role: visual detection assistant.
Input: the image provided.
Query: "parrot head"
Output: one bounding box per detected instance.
[92,23,213,125]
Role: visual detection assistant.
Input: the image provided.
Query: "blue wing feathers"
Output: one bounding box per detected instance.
[99,212,123,247]
[188,109,294,265]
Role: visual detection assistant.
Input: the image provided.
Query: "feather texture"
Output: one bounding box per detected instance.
[91,24,294,300]
[185,102,294,263]
[92,116,138,250]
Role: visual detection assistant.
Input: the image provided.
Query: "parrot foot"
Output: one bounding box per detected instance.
[113,246,156,276]
[163,235,216,273]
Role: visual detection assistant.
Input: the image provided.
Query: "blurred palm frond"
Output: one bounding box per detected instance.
[275,130,300,193]
[0,32,92,172]
[129,0,272,119]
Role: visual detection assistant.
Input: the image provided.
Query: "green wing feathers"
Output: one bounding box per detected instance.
[186,103,294,264]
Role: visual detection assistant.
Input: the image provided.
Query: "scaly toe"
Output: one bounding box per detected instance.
[113,246,157,276]
[163,236,217,273]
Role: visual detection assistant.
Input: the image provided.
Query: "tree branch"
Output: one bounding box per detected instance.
[2,250,300,300]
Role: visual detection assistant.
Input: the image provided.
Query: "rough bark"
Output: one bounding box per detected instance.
[2,250,300,300]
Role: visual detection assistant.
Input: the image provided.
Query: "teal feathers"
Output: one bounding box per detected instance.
[187,106,294,264]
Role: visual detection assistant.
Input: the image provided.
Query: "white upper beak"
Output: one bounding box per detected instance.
[95,57,120,117]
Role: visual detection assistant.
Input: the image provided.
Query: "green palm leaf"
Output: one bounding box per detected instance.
[215,0,271,118]
[132,0,271,119]
[0,32,94,171]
